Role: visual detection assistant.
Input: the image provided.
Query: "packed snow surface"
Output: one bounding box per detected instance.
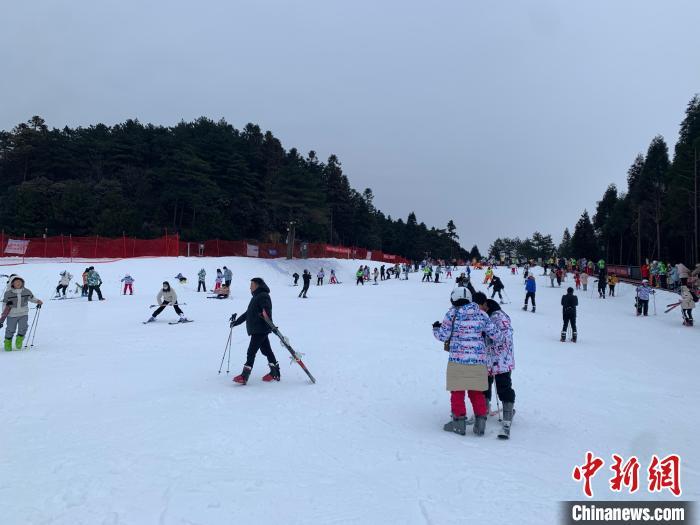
[0,257,697,524]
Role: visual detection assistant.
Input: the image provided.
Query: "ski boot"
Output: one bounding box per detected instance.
[4,338,12,352]
[572,331,577,343]
[233,365,252,385]
[443,415,467,435]
[531,306,536,313]
[522,305,527,311]
[560,331,566,342]
[499,402,514,439]
[15,335,24,350]
[177,315,189,323]
[473,415,487,436]
[262,362,281,382]
[144,316,156,324]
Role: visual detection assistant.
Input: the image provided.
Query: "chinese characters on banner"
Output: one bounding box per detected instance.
[572,452,681,498]
[4,239,30,255]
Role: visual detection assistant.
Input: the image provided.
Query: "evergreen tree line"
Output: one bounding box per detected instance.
[489,95,700,266]
[0,116,468,261]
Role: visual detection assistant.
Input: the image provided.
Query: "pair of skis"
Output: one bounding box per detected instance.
[262,310,316,384]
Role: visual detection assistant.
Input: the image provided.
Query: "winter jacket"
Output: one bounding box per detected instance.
[87,270,102,286]
[489,277,504,291]
[607,275,618,286]
[82,271,88,285]
[157,288,178,304]
[525,278,536,293]
[636,285,655,301]
[59,272,73,286]
[433,302,503,366]
[232,282,272,336]
[317,270,325,278]
[677,264,690,280]
[561,292,578,317]
[485,309,514,375]
[1,280,39,319]
[198,269,206,281]
[580,273,588,284]
[669,266,679,283]
[680,286,695,310]
[120,275,135,285]
[223,268,232,281]
[303,272,312,284]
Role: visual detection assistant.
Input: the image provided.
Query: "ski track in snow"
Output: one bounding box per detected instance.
[0,258,697,524]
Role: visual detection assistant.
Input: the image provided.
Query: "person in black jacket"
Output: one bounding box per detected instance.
[232,278,280,384]
[561,287,578,342]
[292,272,300,286]
[298,270,311,298]
[488,275,505,303]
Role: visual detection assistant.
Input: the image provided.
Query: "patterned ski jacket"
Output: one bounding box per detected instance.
[636,285,655,301]
[433,302,503,366]
[198,269,206,281]
[87,270,102,286]
[485,309,514,375]
[120,275,135,285]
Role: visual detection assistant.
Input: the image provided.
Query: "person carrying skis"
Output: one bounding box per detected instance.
[299,269,311,298]
[223,266,232,288]
[635,279,655,316]
[523,274,536,312]
[433,287,503,436]
[316,268,325,286]
[197,268,207,292]
[121,274,135,295]
[329,269,338,284]
[356,267,365,286]
[55,271,73,298]
[473,294,516,438]
[607,273,618,297]
[680,284,696,326]
[292,272,300,286]
[231,278,280,384]
[560,287,578,342]
[488,275,505,303]
[87,266,104,301]
[144,282,188,323]
[0,275,43,351]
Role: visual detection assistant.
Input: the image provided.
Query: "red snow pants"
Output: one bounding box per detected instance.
[450,390,487,418]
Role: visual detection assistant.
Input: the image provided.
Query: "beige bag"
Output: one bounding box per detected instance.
[446,361,488,391]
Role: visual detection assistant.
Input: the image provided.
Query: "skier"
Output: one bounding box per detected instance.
[120,274,135,295]
[549,270,557,287]
[523,274,536,312]
[402,265,409,280]
[231,278,280,384]
[560,287,578,342]
[446,266,452,279]
[555,267,563,287]
[422,266,431,282]
[0,275,43,351]
[597,264,607,298]
[197,268,206,292]
[434,265,441,283]
[292,272,300,286]
[299,270,311,298]
[607,273,618,297]
[635,280,655,316]
[210,283,230,299]
[356,266,365,286]
[473,294,516,438]
[380,265,386,281]
[580,271,588,292]
[488,275,505,303]
[574,270,581,290]
[81,268,89,297]
[214,269,223,291]
[316,268,325,286]
[144,282,189,323]
[363,266,370,282]
[55,271,72,298]
[373,268,379,284]
[680,284,696,326]
[433,287,503,436]
[223,266,232,288]
[329,269,338,284]
[87,266,104,301]
[483,266,494,285]
[174,273,187,285]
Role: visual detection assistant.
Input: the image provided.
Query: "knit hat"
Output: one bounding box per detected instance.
[251,277,265,286]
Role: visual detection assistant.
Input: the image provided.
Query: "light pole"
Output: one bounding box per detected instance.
[286,220,296,260]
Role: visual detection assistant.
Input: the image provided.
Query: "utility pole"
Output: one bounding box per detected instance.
[286,220,296,260]
[695,145,698,264]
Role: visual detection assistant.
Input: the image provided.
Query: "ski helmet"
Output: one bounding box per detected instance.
[450,287,471,304]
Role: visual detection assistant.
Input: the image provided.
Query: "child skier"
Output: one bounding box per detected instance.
[292,272,300,286]
[680,284,695,326]
[373,268,379,284]
[356,267,365,286]
[549,270,557,287]
[174,273,187,285]
[433,287,503,436]
[635,279,655,316]
[523,274,536,312]
[55,271,73,298]
[488,275,505,303]
[574,270,581,290]
[144,282,189,323]
[0,275,43,351]
[214,269,223,291]
[197,269,207,292]
[329,269,338,284]
[607,274,618,297]
[317,268,325,286]
[560,287,578,342]
[120,274,135,295]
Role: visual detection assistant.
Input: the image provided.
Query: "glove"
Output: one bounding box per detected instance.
[229,313,238,328]
[432,321,441,328]
[36,303,42,309]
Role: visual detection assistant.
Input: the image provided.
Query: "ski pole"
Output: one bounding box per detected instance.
[24,307,41,350]
[218,314,237,374]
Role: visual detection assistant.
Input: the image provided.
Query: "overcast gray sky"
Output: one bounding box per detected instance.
[2,0,699,252]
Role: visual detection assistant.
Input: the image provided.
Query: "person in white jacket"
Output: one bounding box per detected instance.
[680,285,695,326]
[144,282,188,323]
[55,271,73,298]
